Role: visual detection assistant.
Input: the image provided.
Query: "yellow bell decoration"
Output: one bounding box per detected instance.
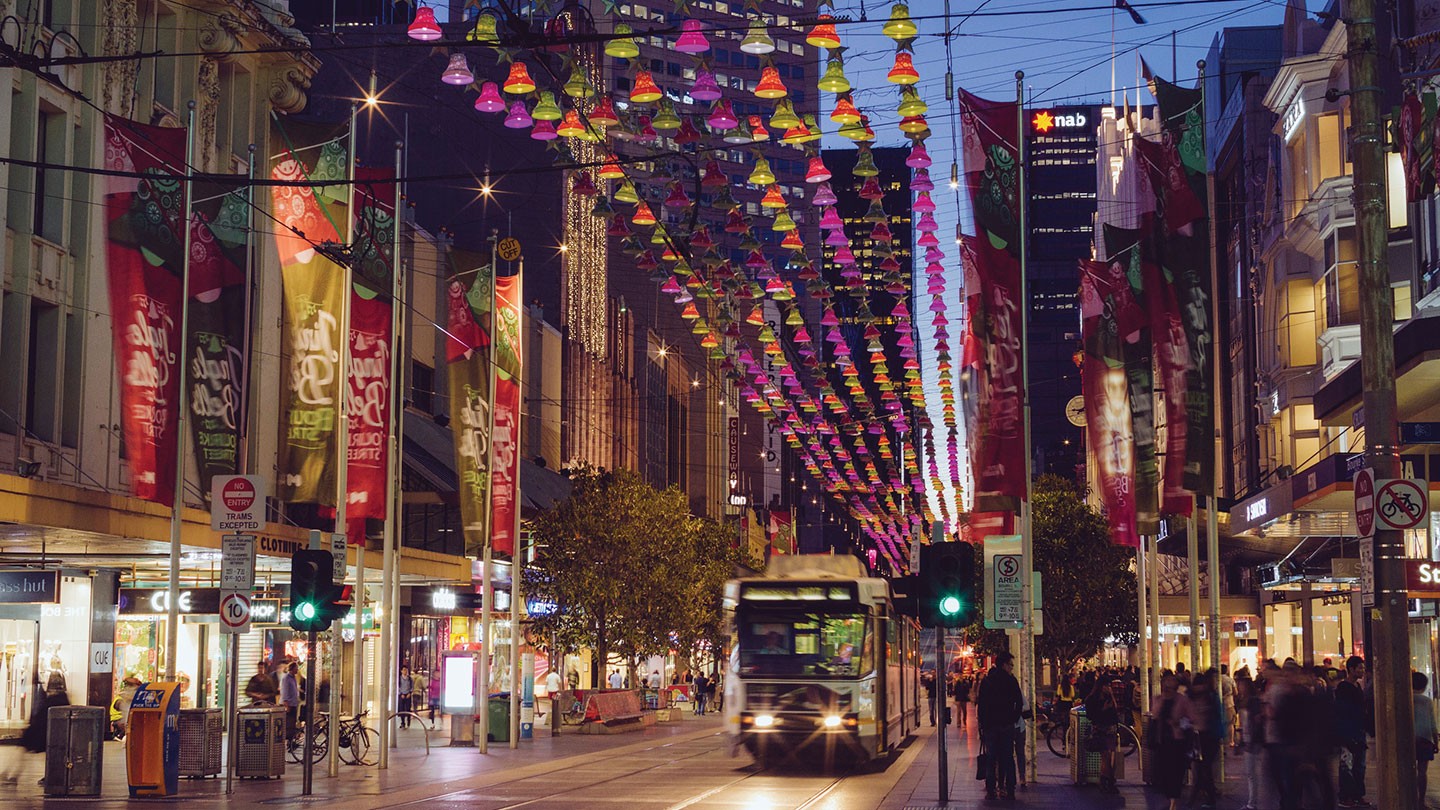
[605,24,640,59]
[882,3,918,41]
[837,118,870,141]
[651,99,681,130]
[800,115,823,143]
[466,11,499,43]
[784,307,804,326]
[768,100,801,131]
[748,156,776,186]
[614,181,639,204]
[771,210,797,232]
[817,58,851,94]
[897,87,927,117]
[739,19,775,55]
[853,148,879,177]
[533,92,565,122]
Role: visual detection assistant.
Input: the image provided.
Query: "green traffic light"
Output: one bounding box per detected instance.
[295,602,317,622]
[939,595,962,616]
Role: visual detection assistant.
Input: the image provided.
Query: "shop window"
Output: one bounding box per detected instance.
[1388,151,1409,229]
[1395,281,1413,320]
[26,299,59,442]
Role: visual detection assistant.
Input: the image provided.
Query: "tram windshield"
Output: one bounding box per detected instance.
[737,611,871,677]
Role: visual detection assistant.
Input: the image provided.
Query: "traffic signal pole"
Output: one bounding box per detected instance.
[303,629,317,795]
[936,627,949,804]
[1349,0,1417,806]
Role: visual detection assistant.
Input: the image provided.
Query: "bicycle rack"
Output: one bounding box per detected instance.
[388,711,434,755]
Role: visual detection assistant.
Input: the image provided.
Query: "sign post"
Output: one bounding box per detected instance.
[984,536,1025,630]
[212,479,262,798]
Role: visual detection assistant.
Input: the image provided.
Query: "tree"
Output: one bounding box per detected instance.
[1030,474,1137,671]
[669,517,759,674]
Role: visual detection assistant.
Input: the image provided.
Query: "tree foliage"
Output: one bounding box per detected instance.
[523,466,755,686]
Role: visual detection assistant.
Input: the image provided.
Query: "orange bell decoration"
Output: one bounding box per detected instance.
[749,116,769,141]
[806,14,841,49]
[557,109,586,138]
[598,157,625,180]
[780,229,805,250]
[760,185,787,209]
[632,202,657,227]
[629,69,663,103]
[503,62,537,94]
[754,65,788,99]
[887,51,920,85]
[830,96,861,124]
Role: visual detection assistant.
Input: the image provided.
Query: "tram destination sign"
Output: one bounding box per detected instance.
[739,582,857,603]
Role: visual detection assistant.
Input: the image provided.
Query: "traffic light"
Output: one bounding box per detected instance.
[290,549,338,632]
[919,542,977,628]
[891,573,919,618]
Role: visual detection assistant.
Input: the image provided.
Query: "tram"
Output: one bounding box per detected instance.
[723,555,922,765]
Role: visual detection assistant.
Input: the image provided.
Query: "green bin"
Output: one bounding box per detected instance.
[487,697,510,743]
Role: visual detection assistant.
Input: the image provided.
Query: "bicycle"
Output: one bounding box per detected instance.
[333,711,379,766]
[286,712,328,764]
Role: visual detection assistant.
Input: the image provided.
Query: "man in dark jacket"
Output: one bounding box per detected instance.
[1334,656,1370,807]
[977,652,1023,799]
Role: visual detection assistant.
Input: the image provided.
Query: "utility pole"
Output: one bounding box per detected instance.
[1349,1,1417,807]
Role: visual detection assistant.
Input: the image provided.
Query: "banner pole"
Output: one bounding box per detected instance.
[1137,536,1150,715]
[240,144,258,475]
[165,100,198,682]
[478,229,500,754]
[1013,71,1037,783]
[377,138,404,769]
[511,256,525,748]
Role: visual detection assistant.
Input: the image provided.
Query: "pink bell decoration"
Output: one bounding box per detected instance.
[504,100,532,128]
[702,161,727,186]
[916,212,938,232]
[911,169,934,192]
[675,117,702,144]
[441,53,474,85]
[810,182,838,206]
[917,231,940,247]
[707,100,738,130]
[660,276,683,294]
[906,142,932,168]
[664,183,691,208]
[473,81,505,113]
[818,207,844,230]
[833,245,856,265]
[690,68,723,101]
[913,191,936,213]
[825,228,849,246]
[571,172,598,196]
[858,177,884,200]
[872,222,893,242]
[408,6,442,41]
[636,116,657,142]
[531,119,557,140]
[674,19,710,53]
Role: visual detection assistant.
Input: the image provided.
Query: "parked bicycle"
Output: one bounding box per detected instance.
[285,711,378,766]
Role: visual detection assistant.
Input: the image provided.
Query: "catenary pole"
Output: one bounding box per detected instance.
[1014,70,1038,783]
[377,137,404,768]
[1347,1,1418,807]
[478,229,500,754]
[166,101,198,682]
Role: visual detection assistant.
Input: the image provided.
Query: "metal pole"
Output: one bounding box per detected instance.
[1207,497,1221,671]
[1014,71,1037,783]
[1187,501,1200,675]
[225,632,238,794]
[354,546,366,716]
[165,101,198,682]
[303,629,317,795]
[1148,534,1160,689]
[377,138,404,769]
[477,230,500,754]
[1347,6,1418,805]
[936,626,949,804]
[1137,537,1150,715]
[510,258,525,749]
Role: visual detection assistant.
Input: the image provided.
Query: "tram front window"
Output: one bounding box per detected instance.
[739,613,870,677]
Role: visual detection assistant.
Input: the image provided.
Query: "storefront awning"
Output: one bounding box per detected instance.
[1316,315,1440,426]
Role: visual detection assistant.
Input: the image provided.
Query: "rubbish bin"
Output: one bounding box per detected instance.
[487,696,510,743]
[1068,707,1100,785]
[44,706,105,797]
[178,708,223,778]
[235,706,286,779]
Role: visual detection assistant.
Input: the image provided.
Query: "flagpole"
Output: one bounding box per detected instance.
[240,144,258,475]
[165,100,197,683]
[377,138,405,769]
[328,102,358,779]
[1014,71,1037,783]
[478,229,500,754]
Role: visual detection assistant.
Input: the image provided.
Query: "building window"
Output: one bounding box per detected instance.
[1287,130,1308,219]
[34,108,65,245]
[1322,226,1359,329]
[412,361,434,415]
[1279,278,1316,367]
[27,299,59,442]
[1314,112,1345,189]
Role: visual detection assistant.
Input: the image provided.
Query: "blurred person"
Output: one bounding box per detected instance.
[1334,656,1370,808]
[2,674,69,785]
[1189,670,1225,808]
[280,662,300,742]
[1085,678,1121,794]
[1416,671,1436,808]
[1149,673,1195,810]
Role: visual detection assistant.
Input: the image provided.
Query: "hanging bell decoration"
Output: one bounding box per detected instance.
[690,69,723,102]
[590,96,620,127]
[473,81,505,113]
[882,3,919,41]
[466,10,498,42]
[632,202,657,227]
[805,156,832,184]
[606,213,631,236]
[503,100,533,129]
[899,115,929,135]
[556,109,586,138]
[754,65,788,99]
[651,99,681,130]
[590,194,616,218]
[887,51,920,85]
[614,181,640,204]
[571,171,598,196]
[761,185,787,209]
[674,19,710,53]
[780,120,812,145]
[563,66,596,99]
[663,183,691,208]
[598,158,625,180]
[629,69,663,103]
[408,6,442,41]
[906,141,932,168]
[811,182,838,206]
[853,147,879,177]
[769,99,801,130]
[748,116,769,141]
[675,116,702,144]
[897,87,927,117]
[531,91,563,121]
[530,119,557,140]
[707,99,739,130]
[605,23,640,59]
[748,156,777,186]
[739,19,775,54]
[722,126,752,145]
[806,13,841,49]
[701,161,727,187]
[771,210,797,232]
[441,53,474,85]
[503,62,537,94]
[817,58,851,93]
[830,96,861,124]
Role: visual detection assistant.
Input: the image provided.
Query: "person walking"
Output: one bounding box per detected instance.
[1415,671,1437,809]
[3,674,69,785]
[1220,664,1237,747]
[1190,670,1226,809]
[922,671,937,727]
[1334,656,1370,807]
[1085,680,1121,794]
[397,665,415,728]
[693,672,709,716]
[279,662,301,743]
[1235,672,1267,810]
[976,652,1023,800]
[953,675,972,731]
[1149,673,1195,810]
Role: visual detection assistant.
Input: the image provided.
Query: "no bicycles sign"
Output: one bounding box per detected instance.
[1376,478,1429,532]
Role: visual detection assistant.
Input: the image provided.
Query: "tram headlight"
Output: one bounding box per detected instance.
[823,714,842,728]
[754,714,775,728]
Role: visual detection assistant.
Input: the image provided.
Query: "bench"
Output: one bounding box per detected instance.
[575,690,655,734]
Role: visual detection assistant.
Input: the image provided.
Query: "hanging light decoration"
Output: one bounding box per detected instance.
[748,156,776,186]
[651,99,682,130]
[805,156,832,184]
[771,210,797,232]
[817,58,851,94]
[598,157,625,180]
[503,62,537,94]
[887,52,920,85]
[408,6,442,41]
[466,11,498,42]
[882,3,918,41]
[570,172,598,196]
[530,119,557,140]
[614,181,640,204]
[531,91,563,121]
[690,68,723,102]
[503,100,532,128]
[557,109,586,138]
[707,99,739,130]
[632,202,657,227]
[779,119,813,145]
[768,99,801,130]
[806,13,842,49]
[675,117,702,144]
[761,185,787,209]
[473,82,505,113]
[739,19,776,54]
[897,87,927,117]
[853,147,879,177]
[906,142,932,168]
[441,53,474,85]
[605,23,640,59]
[674,19,710,53]
[589,96,619,127]
[749,116,769,141]
[563,65,596,99]
[898,115,929,135]
[830,96,861,124]
[629,69,663,103]
[754,64,788,99]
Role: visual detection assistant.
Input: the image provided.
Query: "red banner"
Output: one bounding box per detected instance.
[769,508,795,556]
[103,115,189,506]
[1080,259,1139,547]
[489,272,523,556]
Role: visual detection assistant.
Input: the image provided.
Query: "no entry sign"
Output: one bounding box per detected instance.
[1354,468,1375,538]
[211,475,266,532]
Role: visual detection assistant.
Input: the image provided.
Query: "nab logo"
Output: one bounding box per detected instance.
[1032,110,1087,132]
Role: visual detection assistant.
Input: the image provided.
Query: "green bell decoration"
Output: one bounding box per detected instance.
[614,181,640,204]
[590,194,615,218]
[563,66,595,99]
[853,147,879,177]
[817,58,851,94]
[863,199,888,223]
[467,11,499,43]
[748,156,776,186]
[651,99,682,130]
[531,91,563,121]
[605,24,640,59]
[882,3,918,42]
[769,100,801,131]
[897,87,927,117]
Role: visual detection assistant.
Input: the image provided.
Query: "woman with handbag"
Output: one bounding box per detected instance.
[1149,674,1196,810]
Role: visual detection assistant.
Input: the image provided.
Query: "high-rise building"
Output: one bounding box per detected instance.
[1025,104,1104,478]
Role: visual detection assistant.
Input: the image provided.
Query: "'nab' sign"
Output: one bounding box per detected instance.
[211,475,266,532]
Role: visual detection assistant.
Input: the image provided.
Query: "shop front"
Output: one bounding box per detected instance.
[117,587,226,708]
[1258,583,1361,667]
[1152,596,1261,676]
[403,585,486,715]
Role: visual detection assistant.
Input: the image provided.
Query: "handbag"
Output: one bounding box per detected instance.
[975,740,990,780]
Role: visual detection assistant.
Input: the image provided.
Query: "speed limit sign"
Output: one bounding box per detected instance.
[219,592,251,635]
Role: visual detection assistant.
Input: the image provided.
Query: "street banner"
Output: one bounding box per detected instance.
[489,271,523,556]
[102,115,189,506]
[1080,258,1140,547]
[1142,74,1214,495]
[1399,91,1434,203]
[446,248,493,557]
[769,508,795,556]
[269,117,349,505]
[1100,226,1159,532]
[186,178,250,497]
[343,169,398,538]
[958,89,1027,508]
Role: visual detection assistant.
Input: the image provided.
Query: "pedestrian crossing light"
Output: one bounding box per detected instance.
[920,542,977,629]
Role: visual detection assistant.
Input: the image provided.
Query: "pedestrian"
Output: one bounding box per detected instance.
[1014,686,1031,788]
[1085,679,1121,794]
[428,671,440,721]
[709,672,723,712]
[608,669,624,689]
[245,659,277,705]
[1220,664,1237,746]
[1148,673,1195,810]
[280,662,300,743]
[1236,672,1267,810]
[922,671,937,726]
[1334,656,1370,808]
[1189,670,1224,809]
[693,672,709,715]
[1416,670,1437,808]
[976,651,1023,800]
[953,675,971,730]
[647,669,661,689]
[397,665,414,728]
[3,673,69,785]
